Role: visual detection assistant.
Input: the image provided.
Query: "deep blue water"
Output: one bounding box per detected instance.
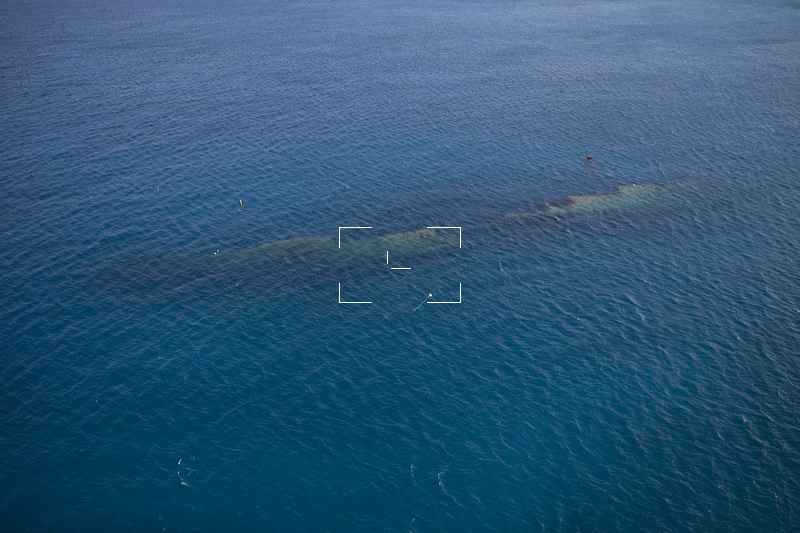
[2,0,800,530]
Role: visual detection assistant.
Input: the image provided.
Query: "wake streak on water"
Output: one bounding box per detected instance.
[413,293,433,311]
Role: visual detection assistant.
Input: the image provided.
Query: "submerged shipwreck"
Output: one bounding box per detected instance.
[106,182,687,294]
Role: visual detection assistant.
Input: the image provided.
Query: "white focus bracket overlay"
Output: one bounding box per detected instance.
[426,226,462,248]
[338,282,372,304]
[427,282,462,304]
[386,250,411,270]
[338,227,374,304]
[338,226,372,248]
[425,227,461,304]
[337,226,462,306]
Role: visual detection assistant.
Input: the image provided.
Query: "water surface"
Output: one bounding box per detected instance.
[2,0,800,530]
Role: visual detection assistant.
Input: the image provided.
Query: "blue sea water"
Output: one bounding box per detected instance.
[2,0,800,530]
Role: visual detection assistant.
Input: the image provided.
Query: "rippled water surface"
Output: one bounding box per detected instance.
[2,0,800,530]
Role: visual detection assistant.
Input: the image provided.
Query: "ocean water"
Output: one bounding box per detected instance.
[2,0,800,530]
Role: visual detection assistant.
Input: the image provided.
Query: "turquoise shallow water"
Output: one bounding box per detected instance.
[2,0,800,530]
